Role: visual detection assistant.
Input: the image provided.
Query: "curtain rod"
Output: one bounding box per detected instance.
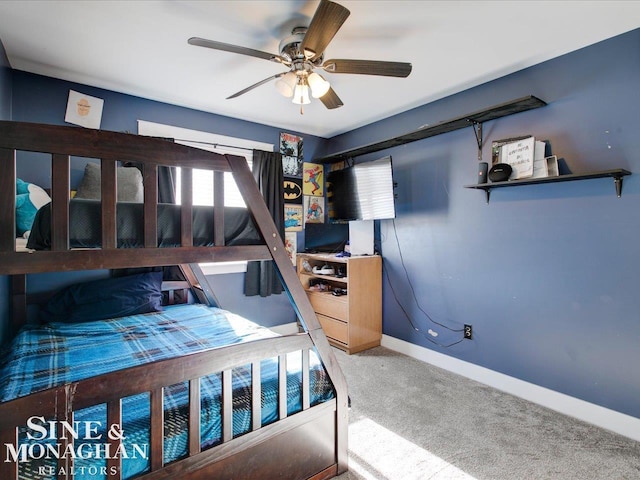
[171,137,257,152]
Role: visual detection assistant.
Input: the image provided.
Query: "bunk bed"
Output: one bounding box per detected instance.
[0,121,348,480]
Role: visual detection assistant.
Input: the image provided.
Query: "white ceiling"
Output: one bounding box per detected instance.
[0,1,638,138]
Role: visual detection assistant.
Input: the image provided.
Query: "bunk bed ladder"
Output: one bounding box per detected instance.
[228,154,349,474]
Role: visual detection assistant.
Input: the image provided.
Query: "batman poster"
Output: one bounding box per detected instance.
[283,177,303,204]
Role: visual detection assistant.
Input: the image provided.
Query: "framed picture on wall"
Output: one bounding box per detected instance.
[65,90,104,129]
[304,195,324,224]
[303,163,324,196]
[284,231,297,265]
[280,132,303,158]
[281,133,304,178]
[285,204,303,231]
[283,156,303,177]
[284,177,303,204]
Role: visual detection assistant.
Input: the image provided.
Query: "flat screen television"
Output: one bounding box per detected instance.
[303,222,349,253]
[327,156,396,221]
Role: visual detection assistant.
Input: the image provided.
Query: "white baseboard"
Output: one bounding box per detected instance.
[381,334,640,443]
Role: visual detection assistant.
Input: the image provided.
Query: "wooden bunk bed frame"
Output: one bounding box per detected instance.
[0,121,348,480]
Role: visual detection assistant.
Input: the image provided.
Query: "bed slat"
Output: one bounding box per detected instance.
[143,163,159,248]
[279,354,287,420]
[188,378,201,456]
[51,154,70,251]
[180,167,193,247]
[56,386,74,480]
[150,388,164,472]
[214,171,225,246]
[222,370,232,443]
[302,348,310,411]
[107,398,123,480]
[101,160,118,250]
[56,416,74,479]
[251,361,262,432]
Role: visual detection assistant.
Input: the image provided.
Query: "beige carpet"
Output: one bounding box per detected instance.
[333,346,640,480]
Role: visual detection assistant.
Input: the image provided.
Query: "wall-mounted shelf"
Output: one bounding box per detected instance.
[464,169,631,203]
[316,95,547,163]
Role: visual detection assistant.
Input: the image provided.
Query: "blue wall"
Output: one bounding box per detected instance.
[329,29,640,418]
[6,70,331,329]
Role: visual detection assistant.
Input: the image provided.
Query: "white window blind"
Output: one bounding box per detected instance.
[173,140,251,208]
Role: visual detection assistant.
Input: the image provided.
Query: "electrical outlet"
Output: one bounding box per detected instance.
[463,324,473,340]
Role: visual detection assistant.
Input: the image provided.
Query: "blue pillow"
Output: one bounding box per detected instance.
[16,178,51,236]
[39,272,164,324]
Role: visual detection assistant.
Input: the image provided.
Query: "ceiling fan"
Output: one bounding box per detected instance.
[188,0,412,113]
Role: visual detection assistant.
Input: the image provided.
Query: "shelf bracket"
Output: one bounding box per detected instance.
[469,120,483,162]
[613,174,624,197]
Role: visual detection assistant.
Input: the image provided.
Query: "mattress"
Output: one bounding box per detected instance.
[26,199,262,250]
[0,304,335,480]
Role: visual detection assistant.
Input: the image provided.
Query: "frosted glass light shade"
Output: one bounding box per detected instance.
[292,84,311,105]
[308,72,331,98]
[275,72,297,97]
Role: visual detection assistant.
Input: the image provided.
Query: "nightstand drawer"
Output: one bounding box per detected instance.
[317,314,348,344]
[308,292,348,320]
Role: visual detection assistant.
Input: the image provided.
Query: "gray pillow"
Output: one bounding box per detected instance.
[75,162,143,202]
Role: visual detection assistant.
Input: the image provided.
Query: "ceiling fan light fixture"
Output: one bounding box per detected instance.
[275,71,297,97]
[308,72,331,98]
[292,83,311,105]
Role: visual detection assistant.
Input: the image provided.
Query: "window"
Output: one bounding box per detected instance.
[137,120,273,274]
[173,140,251,208]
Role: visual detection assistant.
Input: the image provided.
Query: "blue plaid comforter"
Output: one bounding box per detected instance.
[0,304,335,480]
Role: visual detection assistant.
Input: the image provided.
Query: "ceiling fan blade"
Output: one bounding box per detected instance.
[319,87,344,109]
[227,73,286,99]
[299,0,350,61]
[188,37,287,64]
[323,59,412,78]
